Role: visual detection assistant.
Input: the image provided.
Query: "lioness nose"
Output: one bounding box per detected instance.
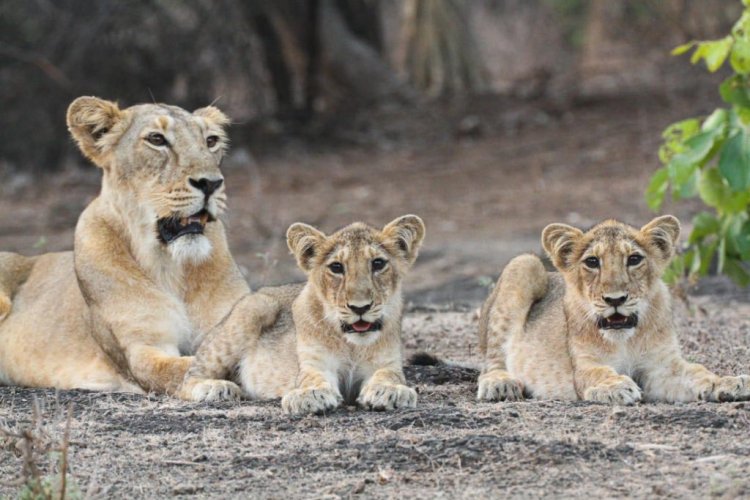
[189,177,223,197]
[348,303,372,316]
[603,294,628,307]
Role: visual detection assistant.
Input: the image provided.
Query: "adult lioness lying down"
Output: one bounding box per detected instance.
[0,97,255,394]
[478,215,750,404]
[178,215,425,415]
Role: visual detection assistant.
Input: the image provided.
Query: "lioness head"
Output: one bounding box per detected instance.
[542,215,681,340]
[67,96,230,263]
[287,215,426,346]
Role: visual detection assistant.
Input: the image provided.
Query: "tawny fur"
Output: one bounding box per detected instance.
[478,215,750,404]
[0,97,249,394]
[178,215,426,415]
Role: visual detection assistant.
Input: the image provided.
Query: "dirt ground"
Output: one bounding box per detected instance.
[1,92,749,498]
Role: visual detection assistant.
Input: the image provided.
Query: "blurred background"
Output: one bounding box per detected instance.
[0,0,741,305]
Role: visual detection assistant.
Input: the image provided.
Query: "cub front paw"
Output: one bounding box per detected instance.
[357,383,417,411]
[709,375,750,402]
[179,378,243,402]
[584,376,642,405]
[282,387,342,415]
[477,371,524,402]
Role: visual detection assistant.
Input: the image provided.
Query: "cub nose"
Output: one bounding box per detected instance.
[348,303,372,316]
[189,177,224,197]
[603,294,628,307]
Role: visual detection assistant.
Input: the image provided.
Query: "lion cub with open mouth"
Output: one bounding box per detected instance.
[178,215,425,414]
[478,215,750,404]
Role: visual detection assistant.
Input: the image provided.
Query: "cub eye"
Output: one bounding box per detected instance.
[583,256,600,269]
[371,258,388,272]
[206,135,219,148]
[146,133,167,147]
[627,254,644,266]
[328,262,344,274]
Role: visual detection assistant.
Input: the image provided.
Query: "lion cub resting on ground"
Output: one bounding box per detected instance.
[178,215,425,414]
[478,215,750,404]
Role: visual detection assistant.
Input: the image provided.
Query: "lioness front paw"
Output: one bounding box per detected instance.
[179,378,242,402]
[282,387,342,415]
[477,371,525,402]
[584,376,642,405]
[357,383,417,411]
[708,375,750,402]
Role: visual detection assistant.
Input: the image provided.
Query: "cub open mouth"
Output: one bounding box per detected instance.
[157,209,215,244]
[597,313,638,330]
[341,319,383,334]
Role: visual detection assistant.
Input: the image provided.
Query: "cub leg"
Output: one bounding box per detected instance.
[178,293,282,402]
[574,356,642,405]
[282,346,343,415]
[640,350,750,402]
[478,254,547,401]
[358,357,417,411]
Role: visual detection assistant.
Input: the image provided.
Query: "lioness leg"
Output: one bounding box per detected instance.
[125,345,193,395]
[641,354,750,402]
[358,366,417,411]
[575,362,642,405]
[0,252,36,321]
[478,254,547,401]
[178,293,282,402]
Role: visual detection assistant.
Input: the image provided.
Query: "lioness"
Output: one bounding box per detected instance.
[178,215,425,415]
[0,97,259,394]
[478,215,750,404]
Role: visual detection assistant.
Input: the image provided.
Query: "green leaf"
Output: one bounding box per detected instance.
[672,41,696,56]
[718,131,750,190]
[702,108,729,132]
[720,74,750,107]
[690,212,721,243]
[659,118,701,164]
[723,258,750,286]
[691,37,733,72]
[731,37,750,73]
[645,167,669,211]
[698,167,750,213]
[698,240,719,275]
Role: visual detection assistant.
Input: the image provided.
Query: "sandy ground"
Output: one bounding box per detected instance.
[1,296,749,498]
[1,93,749,497]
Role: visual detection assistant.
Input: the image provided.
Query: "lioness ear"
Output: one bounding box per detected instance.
[382,215,426,264]
[287,223,326,273]
[640,215,681,261]
[67,96,123,167]
[193,106,230,128]
[542,223,583,271]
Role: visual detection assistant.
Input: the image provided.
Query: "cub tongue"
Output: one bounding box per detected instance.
[352,321,372,333]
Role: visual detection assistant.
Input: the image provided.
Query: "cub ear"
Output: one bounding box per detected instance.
[287,223,326,273]
[640,215,681,261]
[66,96,123,167]
[541,223,584,271]
[382,214,426,264]
[193,106,230,128]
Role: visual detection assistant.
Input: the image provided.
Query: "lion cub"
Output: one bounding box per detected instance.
[178,215,425,414]
[478,215,750,404]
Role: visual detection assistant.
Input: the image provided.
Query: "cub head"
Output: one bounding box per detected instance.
[287,215,426,346]
[67,96,230,263]
[542,215,680,340]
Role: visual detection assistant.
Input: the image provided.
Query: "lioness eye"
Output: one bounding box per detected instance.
[328,262,344,274]
[146,133,167,147]
[627,254,644,266]
[206,135,219,148]
[583,256,600,269]
[371,258,387,272]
